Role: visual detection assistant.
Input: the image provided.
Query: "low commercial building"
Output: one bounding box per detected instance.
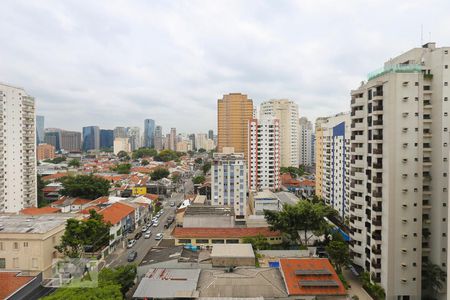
[36,144,55,160]
[211,244,255,267]
[171,227,282,246]
[182,205,234,228]
[250,190,280,215]
[0,214,75,277]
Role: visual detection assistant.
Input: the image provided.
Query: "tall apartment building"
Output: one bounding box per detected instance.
[36,115,45,144]
[60,130,82,152]
[188,133,196,150]
[315,113,350,219]
[0,83,37,212]
[37,143,55,160]
[208,129,214,140]
[82,126,100,151]
[127,127,141,151]
[260,99,299,167]
[144,119,155,148]
[349,43,449,300]
[248,116,281,191]
[196,133,215,151]
[154,125,163,151]
[211,153,248,220]
[169,128,177,151]
[114,137,131,155]
[113,126,127,139]
[100,129,114,149]
[217,93,253,159]
[299,117,314,166]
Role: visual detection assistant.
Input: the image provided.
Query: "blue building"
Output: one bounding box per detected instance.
[44,131,61,151]
[36,115,45,144]
[100,129,114,149]
[82,126,100,152]
[144,119,155,148]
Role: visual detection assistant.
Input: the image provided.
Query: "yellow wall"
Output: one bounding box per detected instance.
[132,186,147,196]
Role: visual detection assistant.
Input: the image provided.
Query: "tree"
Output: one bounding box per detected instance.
[150,167,170,181]
[37,174,49,207]
[55,210,111,258]
[44,156,67,164]
[116,150,129,159]
[154,149,178,162]
[192,175,205,185]
[326,241,350,273]
[202,162,211,175]
[141,159,149,166]
[132,147,157,159]
[280,166,304,178]
[422,260,446,299]
[243,234,270,250]
[68,159,81,168]
[111,163,132,174]
[99,265,137,296]
[264,200,332,246]
[171,173,181,184]
[198,148,206,153]
[59,174,110,200]
[42,284,122,300]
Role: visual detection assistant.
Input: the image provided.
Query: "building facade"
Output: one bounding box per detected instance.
[211,153,248,220]
[208,129,214,140]
[44,130,61,152]
[154,125,163,151]
[144,119,155,148]
[37,144,55,160]
[82,126,100,152]
[36,115,45,144]
[100,129,114,149]
[113,126,127,139]
[169,128,177,151]
[260,99,299,167]
[0,83,37,212]
[60,130,82,152]
[217,93,253,159]
[299,117,314,166]
[248,116,281,191]
[127,127,141,151]
[315,113,350,219]
[349,43,449,299]
[114,137,131,155]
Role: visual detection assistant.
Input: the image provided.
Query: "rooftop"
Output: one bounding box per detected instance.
[20,206,61,215]
[140,246,199,266]
[211,244,254,258]
[254,190,277,200]
[0,271,37,300]
[99,202,135,225]
[172,227,280,239]
[279,258,346,296]
[185,205,234,217]
[133,268,201,299]
[0,214,74,234]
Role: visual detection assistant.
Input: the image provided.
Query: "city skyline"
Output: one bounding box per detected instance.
[1,1,450,132]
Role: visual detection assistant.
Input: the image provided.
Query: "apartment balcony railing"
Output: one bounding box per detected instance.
[372,218,382,226]
[372,204,382,212]
[372,246,381,255]
[372,176,382,184]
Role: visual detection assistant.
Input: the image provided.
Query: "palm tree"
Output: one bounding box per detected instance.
[422,260,446,299]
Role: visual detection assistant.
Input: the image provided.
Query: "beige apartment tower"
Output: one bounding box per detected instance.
[349,43,449,300]
[217,93,253,159]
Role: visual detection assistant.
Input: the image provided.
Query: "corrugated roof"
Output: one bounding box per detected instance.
[171,227,280,238]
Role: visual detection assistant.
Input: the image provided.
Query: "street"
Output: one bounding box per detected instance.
[105,191,186,268]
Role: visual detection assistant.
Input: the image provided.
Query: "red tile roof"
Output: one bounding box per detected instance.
[80,206,101,214]
[42,186,60,193]
[72,198,92,205]
[20,207,61,215]
[0,272,36,300]
[99,202,135,225]
[279,258,346,296]
[41,172,68,181]
[143,194,159,201]
[299,180,315,187]
[281,173,301,186]
[171,227,281,239]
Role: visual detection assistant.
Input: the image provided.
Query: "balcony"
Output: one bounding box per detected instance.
[372,218,382,226]
[373,119,383,126]
[373,105,383,111]
[372,233,382,241]
[373,134,383,140]
[372,204,382,212]
[372,246,381,255]
[373,163,382,169]
[372,176,382,184]
[372,148,383,155]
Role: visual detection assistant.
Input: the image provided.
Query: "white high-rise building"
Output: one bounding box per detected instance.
[211,153,247,221]
[248,116,281,191]
[0,83,37,212]
[127,127,141,151]
[349,43,449,300]
[260,99,299,167]
[315,113,350,219]
[299,117,314,166]
[113,137,131,155]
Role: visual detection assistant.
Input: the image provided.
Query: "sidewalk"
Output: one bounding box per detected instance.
[343,268,373,300]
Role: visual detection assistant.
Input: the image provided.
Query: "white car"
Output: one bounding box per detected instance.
[144,231,152,239]
[153,220,159,227]
[155,233,163,240]
[141,226,148,233]
[127,239,136,248]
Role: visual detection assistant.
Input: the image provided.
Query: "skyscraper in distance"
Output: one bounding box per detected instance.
[36,115,45,144]
[113,126,127,139]
[217,93,253,159]
[144,119,155,148]
[298,117,314,166]
[154,125,163,151]
[82,126,100,151]
[100,129,114,149]
[127,127,141,151]
[208,129,214,140]
[169,128,177,151]
[0,83,37,212]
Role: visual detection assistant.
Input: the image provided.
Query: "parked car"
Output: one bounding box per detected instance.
[127,239,136,249]
[127,250,138,262]
[144,231,152,239]
[164,217,174,229]
[135,232,142,240]
[153,220,159,227]
[159,209,164,215]
[141,226,148,233]
[170,202,175,207]
[155,233,163,240]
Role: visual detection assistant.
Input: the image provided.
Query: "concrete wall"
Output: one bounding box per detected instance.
[211,256,255,267]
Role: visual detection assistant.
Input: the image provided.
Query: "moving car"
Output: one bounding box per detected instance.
[153,220,159,227]
[141,226,148,233]
[127,250,138,262]
[144,231,152,239]
[135,232,142,240]
[155,233,163,240]
[127,239,136,249]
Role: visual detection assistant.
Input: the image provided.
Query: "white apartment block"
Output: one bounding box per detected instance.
[211,153,247,221]
[315,113,350,219]
[113,137,131,155]
[299,117,314,166]
[127,127,141,151]
[195,133,215,151]
[0,83,37,213]
[248,116,281,191]
[349,43,449,300]
[260,99,299,167]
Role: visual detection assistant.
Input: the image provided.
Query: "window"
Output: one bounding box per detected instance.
[32,258,38,268]
[178,239,191,244]
[211,239,225,244]
[0,242,3,251]
[23,242,28,247]
[226,239,239,244]
[13,242,18,250]
[195,239,209,244]
[0,258,5,268]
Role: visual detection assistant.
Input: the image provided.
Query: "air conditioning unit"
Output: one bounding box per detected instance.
[401,248,408,253]
[401,263,407,268]
[402,234,408,238]
[402,174,408,178]
[402,204,408,208]
[401,278,408,283]
[402,219,408,224]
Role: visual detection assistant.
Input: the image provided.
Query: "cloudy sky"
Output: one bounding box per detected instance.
[1,0,449,134]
